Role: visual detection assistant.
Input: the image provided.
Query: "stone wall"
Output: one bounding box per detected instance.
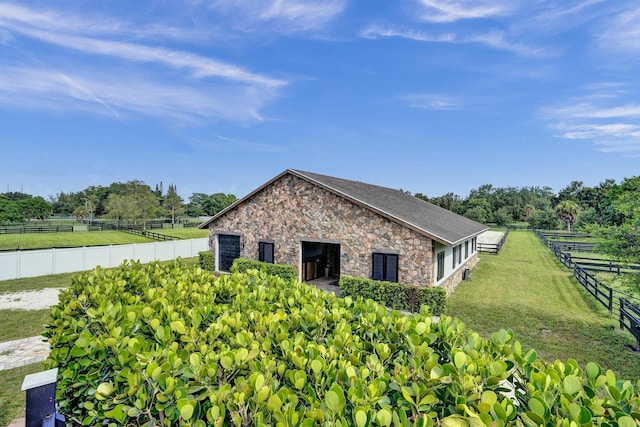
[208,173,437,286]
[439,255,479,296]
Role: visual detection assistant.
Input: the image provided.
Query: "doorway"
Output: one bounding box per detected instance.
[301,241,340,281]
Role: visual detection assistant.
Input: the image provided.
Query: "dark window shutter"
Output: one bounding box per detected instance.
[265,243,274,263]
[385,254,398,282]
[259,242,274,263]
[372,253,384,280]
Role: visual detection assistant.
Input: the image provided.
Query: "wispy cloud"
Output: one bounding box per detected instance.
[361,24,548,57]
[414,0,514,23]
[209,0,346,33]
[401,93,460,110]
[596,6,640,54]
[542,86,640,157]
[0,2,285,123]
[0,3,211,42]
[189,134,286,152]
[0,67,274,123]
[360,25,456,42]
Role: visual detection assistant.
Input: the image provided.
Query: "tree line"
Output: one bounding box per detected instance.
[0,181,237,227]
[416,176,639,271]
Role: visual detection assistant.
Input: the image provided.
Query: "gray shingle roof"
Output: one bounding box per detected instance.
[200,169,488,246]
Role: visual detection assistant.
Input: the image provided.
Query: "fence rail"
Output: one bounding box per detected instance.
[119,226,180,241]
[535,229,640,349]
[574,265,614,312]
[477,230,509,255]
[0,225,74,234]
[620,299,640,346]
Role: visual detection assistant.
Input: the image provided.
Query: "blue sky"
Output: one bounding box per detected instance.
[1,0,639,201]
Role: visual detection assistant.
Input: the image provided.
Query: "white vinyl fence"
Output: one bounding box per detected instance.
[0,238,209,281]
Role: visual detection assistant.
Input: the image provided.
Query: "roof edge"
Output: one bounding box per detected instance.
[198,169,293,229]
[291,169,488,246]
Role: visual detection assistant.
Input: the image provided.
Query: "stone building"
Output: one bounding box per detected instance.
[199,169,488,295]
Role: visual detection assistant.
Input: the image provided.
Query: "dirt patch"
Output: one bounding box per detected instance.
[0,288,63,310]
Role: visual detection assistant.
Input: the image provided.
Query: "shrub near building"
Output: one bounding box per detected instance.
[44,260,640,426]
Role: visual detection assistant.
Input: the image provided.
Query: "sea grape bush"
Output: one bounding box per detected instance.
[339,276,446,315]
[44,261,640,426]
[230,257,297,281]
[198,251,214,271]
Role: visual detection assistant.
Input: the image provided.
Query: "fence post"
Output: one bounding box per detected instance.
[608,287,613,312]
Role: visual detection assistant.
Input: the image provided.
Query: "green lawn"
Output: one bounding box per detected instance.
[0,363,45,427]
[0,230,153,251]
[0,310,51,342]
[157,227,208,239]
[447,231,640,380]
[0,273,76,293]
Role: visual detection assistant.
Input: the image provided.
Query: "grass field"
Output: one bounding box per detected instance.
[157,227,208,239]
[0,230,153,250]
[447,231,640,380]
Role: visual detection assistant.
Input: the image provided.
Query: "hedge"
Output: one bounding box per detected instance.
[198,251,214,271]
[44,261,640,426]
[230,257,296,281]
[339,275,446,315]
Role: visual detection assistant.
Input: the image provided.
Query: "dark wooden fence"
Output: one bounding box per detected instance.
[119,226,180,241]
[0,225,74,234]
[535,229,640,349]
[620,299,640,346]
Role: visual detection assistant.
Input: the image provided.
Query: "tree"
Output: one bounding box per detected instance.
[0,196,23,223]
[164,184,184,225]
[11,196,52,221]
[127,181,160,229]
[105,193,131,225]
[186,193,208,217]
[463,206,488,223]
[493,208,512,227]
[528,209,559,230]
[73,206,89,222]
[555,200,580,232]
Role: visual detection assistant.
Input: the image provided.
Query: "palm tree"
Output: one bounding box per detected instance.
[555,200,580,232]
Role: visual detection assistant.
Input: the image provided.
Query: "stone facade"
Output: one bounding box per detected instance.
[439,256,479,296]
[208,174,440,286]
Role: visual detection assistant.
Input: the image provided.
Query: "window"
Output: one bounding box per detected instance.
[372,253,398,282]
[472,237,477,252]
[259,242,274,263]
[437,251,445,281]
[458,244,462,264]
[452,246,458,268]
[465,241,469,258]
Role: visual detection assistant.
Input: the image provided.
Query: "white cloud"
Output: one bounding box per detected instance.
[597,6,640,54]
[402,93,459,110]
[0,2,286,123]
[0,3,210,42]
[360,25,456,42]
[468,30,552,57]
[543,86,640,156]
[0,66,275,123]
[414,0,513,23]
[360,24,547,57]
[209,0,346,33]
[189,134,286,153]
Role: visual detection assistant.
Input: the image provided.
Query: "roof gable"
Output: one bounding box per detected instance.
[200,169,488,246]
